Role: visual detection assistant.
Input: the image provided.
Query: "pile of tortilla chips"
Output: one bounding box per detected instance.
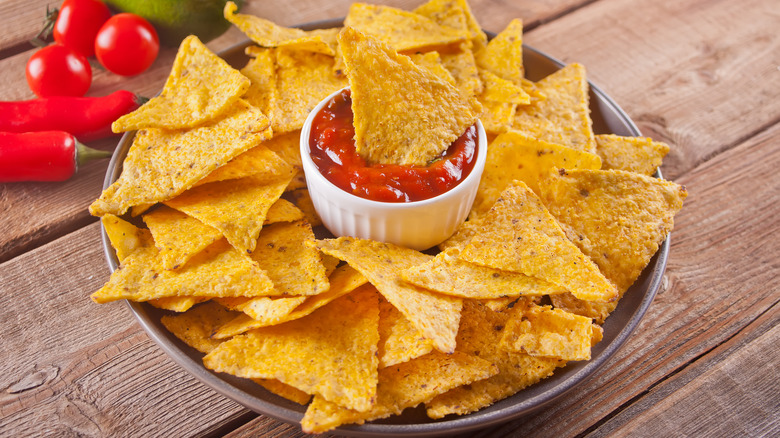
[89,0,687,434]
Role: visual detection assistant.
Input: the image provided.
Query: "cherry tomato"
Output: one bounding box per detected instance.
[53,0,112,58]
[95,13,160,76]
[26,44,92,97]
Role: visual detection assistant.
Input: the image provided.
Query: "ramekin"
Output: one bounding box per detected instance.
[299,88,488,251]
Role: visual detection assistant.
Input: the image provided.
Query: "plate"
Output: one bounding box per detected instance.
[100,19,667,437]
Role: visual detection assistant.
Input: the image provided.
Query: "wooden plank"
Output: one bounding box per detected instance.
[0,223,249,437]
[591,303,780,437]
[523,0,780,180]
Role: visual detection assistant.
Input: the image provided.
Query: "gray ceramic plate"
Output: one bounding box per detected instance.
[101,19,667,437]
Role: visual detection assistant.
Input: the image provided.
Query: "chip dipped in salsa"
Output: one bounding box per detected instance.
[308,89,479,202]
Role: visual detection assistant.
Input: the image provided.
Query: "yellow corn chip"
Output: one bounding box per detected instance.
[480,296,539,312]
[302,351,497,433]
[195,144,293,187]
[401,248,566,299]
[161,301,241,354]
[288,188,321,227]
[241,46,277,118]
[440,45,483,97]
[438,215,483,252]
[203,285,380,412]
[480,69,530,104]
[339,27,481,166]
[213,265,367,339]
[316,237,463,353]
[112,35,252,132]
[272,48,348,134]
[262,130,303,170]
[264,198,305,224]
[475,19,525,85]
[101,214,152,262]
[478,100,516,134]
[143,205,223,270]
[90,100,273,217]
[413,0,469,34]
[409,52,456,85]
[252,378,312,405]
[250,221,329,296]
[148,296,209,312]
[471,130,602,218]
[219,295,308,321]
[595,133,670,176]
[224,2,337,55]
[500,303,596,361]
[344,3,468,52]
[378,297,434,368]
[513,63,595,152]
[426,300,565,418]
[459,181,618,303]
[164,173,293,254]
[285,169,307,192]
[91,239,274,304]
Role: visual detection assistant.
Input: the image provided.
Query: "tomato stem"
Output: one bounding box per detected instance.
[31,6,59,48]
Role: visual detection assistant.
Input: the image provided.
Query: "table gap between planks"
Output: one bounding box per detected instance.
[1,0,778,437]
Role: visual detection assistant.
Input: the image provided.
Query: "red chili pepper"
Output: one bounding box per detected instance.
[0,90,144,142]
[0,131,112,182]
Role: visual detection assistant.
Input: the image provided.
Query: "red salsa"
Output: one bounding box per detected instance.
[308,89,478,203]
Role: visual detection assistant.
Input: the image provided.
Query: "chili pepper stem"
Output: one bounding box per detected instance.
[75,141,113,167]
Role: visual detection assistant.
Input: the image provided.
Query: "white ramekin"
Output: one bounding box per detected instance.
[299,88,487,251]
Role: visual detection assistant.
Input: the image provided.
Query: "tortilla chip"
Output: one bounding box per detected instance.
[241,46,278,118]
[219,295,308,321]
[409,52,456,85]
[213,265,368,338]
[595,134,670,176]
[265,198,305,224]
[90,100,273,217]
[378,297,434,368]
[344,3,468,52]
[480,69,530,105]
[101,214,152,262]
[91,239,274,304]
[252,378,312,405]
[475,19,525,85]
[316,237,463,353]
[471,130,602,218]
[148,296,209,312]
[164,173,293,254]
[426,300,565,418]
[440,45,483,97]
[195,144,293,187]
[288,188,322,227]
[438,215,483,252]
[262,130,303,170]
[339,27,481,166]
[500,303,596,361]
[224,1,336,55]
[459,181,618,303]
[112,35,252,132]
[161,301,241,353]
[413,0,469,34]
[401,248,566,299]
[302,351,497,433]
[203,286,380,412]
[513,63,595,152]
[143,205,223,270]
[250,221,329,296]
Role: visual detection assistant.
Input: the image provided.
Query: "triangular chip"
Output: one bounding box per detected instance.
[302,351,497,433]
[471,130,602,218]
[101,214,152,262]
[316,237,463,353]
[426,300,565,418]
[252,378,312,405]
[264,198,305,224]
[203,286,380,412]
[480,69,530,105]
[148,296,209,312]
[344,3,468,52]
[195,144,293,187]
[594,133,670,176]
[161,301,242,354]
[143,205,223,270]
[440,44,483,98]
[339,26,481,166]
[112,35,252,132]
[513,63,595,152]
[377,297,434,368]
[459,181,618,302]
[90,100,273,217]
[164,173,292,254]
[475,18,525,85]
[241,46,278,118]
[218,295,307,321]
[262,130,303,170]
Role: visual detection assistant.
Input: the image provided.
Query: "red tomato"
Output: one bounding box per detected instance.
[53,0,112,57]
[26,44,92,97]
[95,13,160,76]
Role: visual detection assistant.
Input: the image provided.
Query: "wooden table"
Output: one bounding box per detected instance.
[1,0,778,436]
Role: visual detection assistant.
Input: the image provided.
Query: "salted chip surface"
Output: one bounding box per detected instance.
[252,378,312,405]
[161,301,241,354]
[595,134,670,176]
[164,173,292,254]
[302,351,497,433]
[440,45,483,98]
[213,265,368,339]
[409,52,456,85]
[195,144,293,187]
[262,130,303,170]
[224,1,336,55]
[426,301,565,418]
[344,3,468,52]
[500,304,596,361]
[241,46,277,118]
[203,286,380,412]
[339,27,481,166]
[148,296,209,312]
[513,63,595,153]
[460,181,618,303]
[250,221,329,296]
[378,297,434,368]
[480,70,530,105]
[112,35,252,132]
[540,168,687,295]
[219,295,308,321]
[264,198,305,224]
[102,214,152,262]
[401,248,566,299]
[90,101,273,217]
[316,237,463,353]
[471,130,602,218]
[143,205,222,270]
[475,18,525,84]
[288,188,322,227]
[91,239,274,304]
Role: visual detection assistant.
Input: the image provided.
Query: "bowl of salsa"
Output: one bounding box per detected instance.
[300,87,488,250]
